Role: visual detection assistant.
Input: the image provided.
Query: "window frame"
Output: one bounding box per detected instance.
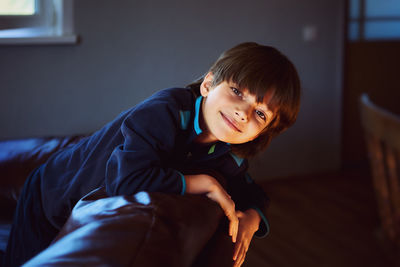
[348,0,400,41]
[0,0,78,45]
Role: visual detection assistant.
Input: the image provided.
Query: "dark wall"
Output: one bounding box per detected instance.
[342,41,400,167]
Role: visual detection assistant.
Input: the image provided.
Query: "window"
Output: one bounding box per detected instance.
[0,0,35,15]
[0,0,77,45]
[348,0,400,41]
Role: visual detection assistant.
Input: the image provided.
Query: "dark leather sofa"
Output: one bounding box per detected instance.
[0,136,235,266]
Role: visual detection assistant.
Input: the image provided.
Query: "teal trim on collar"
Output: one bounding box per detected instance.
[230,152,244,167]
[194,96,202,135]
[179,110,191,130]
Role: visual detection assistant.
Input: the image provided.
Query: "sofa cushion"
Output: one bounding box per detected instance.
[0,135,86,221]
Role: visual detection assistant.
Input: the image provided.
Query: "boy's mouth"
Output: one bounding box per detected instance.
[220,112,242,132]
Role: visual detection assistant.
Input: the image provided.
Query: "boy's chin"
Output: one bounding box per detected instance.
[219,136,254,144]
[213,130,251,144]
[217,137,246,145]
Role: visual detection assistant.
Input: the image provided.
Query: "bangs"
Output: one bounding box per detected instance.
[211,52,299,114]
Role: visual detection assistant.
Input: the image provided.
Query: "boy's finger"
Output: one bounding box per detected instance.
[235,210,244,217]
[229,217,235,234]
[229,220,236,242]
[232,219,238,243]
[239,250,247,267]
[227,211,238,242]
[233,241,242,261]
[236,245,246,266]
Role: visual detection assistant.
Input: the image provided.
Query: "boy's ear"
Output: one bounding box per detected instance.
[200,72,214,97]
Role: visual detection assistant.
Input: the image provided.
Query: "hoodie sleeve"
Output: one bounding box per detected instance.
[105,94,187,197]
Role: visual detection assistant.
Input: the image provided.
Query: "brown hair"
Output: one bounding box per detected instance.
[187,42,301,158]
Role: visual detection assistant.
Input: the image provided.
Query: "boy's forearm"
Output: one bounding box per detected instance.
[184,174,215,194]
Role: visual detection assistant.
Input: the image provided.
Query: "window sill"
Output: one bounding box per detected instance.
[0,28,78,45]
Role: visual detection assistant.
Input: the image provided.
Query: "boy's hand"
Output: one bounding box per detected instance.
[232,209,261,267]
[184,174,239,243]
[206,183,239,243]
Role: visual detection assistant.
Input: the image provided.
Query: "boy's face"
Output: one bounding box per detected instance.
[199,72,275,144]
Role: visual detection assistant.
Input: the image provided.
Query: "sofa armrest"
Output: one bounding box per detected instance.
[24,188,235,267]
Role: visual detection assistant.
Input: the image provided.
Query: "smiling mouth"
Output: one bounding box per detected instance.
[220,112,241,132]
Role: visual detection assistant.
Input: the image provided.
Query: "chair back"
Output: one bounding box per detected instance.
[360,94,400,249]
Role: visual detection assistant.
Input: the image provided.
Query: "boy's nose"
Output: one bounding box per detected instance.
[235,110,248,122]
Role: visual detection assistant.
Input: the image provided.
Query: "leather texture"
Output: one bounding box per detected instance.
[24,187,234,267]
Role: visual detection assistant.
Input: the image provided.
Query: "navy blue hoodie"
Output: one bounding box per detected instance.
[36,87,270,237]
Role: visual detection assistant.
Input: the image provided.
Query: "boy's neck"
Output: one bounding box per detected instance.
[194,133,218,144]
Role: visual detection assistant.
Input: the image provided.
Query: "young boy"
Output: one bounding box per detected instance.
[4,42,300,267]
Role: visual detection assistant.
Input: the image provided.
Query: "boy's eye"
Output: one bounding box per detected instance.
[256,110,266,121]
[231,87,242,97]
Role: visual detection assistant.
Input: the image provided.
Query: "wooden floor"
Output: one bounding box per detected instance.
[244,169,399,267]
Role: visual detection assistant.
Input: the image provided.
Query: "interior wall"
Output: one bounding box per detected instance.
[0,0,344,180]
